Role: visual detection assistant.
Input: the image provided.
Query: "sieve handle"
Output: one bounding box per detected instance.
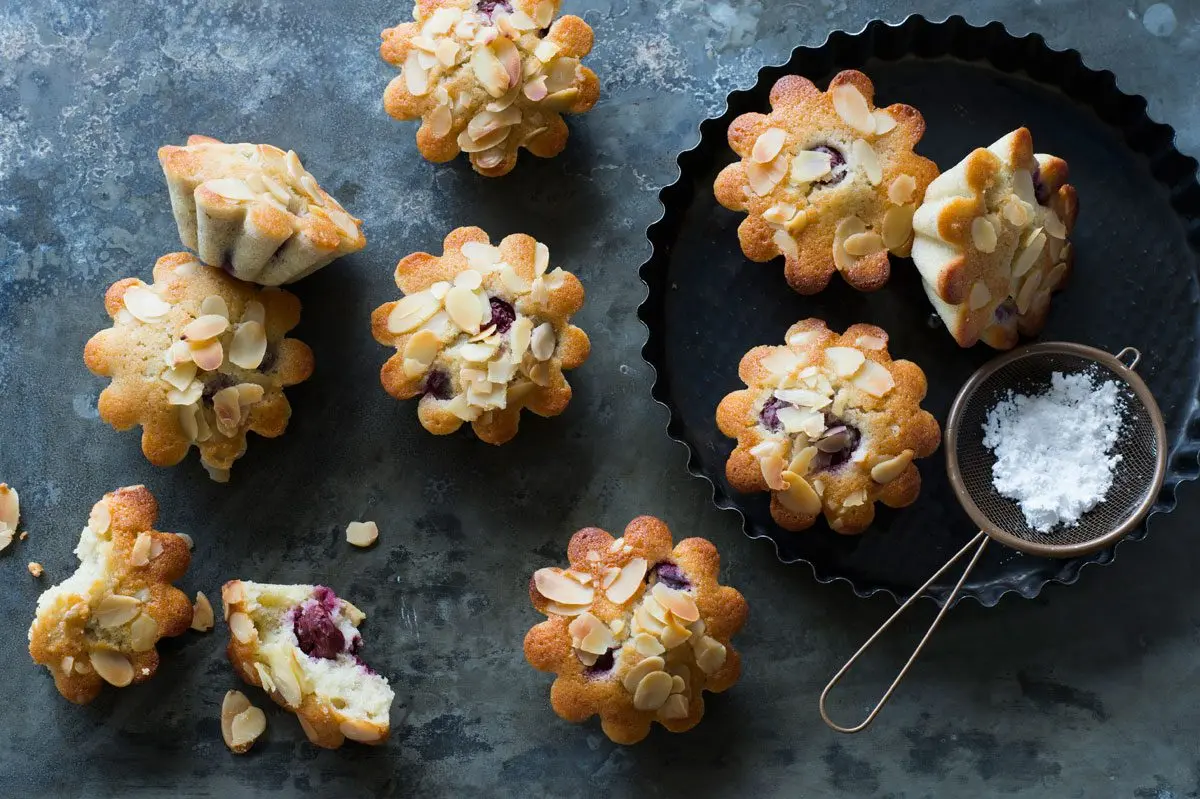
[819,531,990,734]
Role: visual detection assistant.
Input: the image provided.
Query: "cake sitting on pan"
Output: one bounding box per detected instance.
[222,580,394,749]
[716,319,941,535]
[381,0,600,177]
[714,70,939,294]
[911,127,1078,349]
[158,135,366,285]
[28,486,193,704]
[524,516,748,745]
[371,226,590,444]
[84,253,314,483]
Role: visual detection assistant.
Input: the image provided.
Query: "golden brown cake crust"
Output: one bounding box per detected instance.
[714,70,939,294]
[84,253,314,481]
[372,226,589,444]
[28,486,192,704]
[381,0,599,176]
[716,319,941,535]
[524,516,748,744]
[221,580,391,750]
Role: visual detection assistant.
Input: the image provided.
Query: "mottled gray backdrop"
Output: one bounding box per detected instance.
[1,0,1198,797]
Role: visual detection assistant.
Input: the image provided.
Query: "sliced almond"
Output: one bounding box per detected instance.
[1002,196,1032,227]
[213,387,242,437]
[651,582,699,623]
[751,127,787,164]
[633,670,674,711]
[622,656,665,693]
[229,611,257,644]
[778,471,823,515]
[346,520,379,547]
[403,330,441,377]
[162,361,198,392]
[633,632,667,657]
[229,322,267,369]
[772,229,798,259]
[843,489,869,508]
[971,216,998,253]
[200,295,229,319]
[881,203,916,249]
[269,652,303,708]
[851,139,882,185]
[129,613,159,651]
[872,109,897,134]
[404,51,430,96]
[1016,269,1043,315]
[851,359,894,397]
[229,706,267,752]
[1012,230,1047,278]
[190,339,224,372]
[191,591,214,632]
[182,314,229,342]
[130,532,152,567]
[123,285,171,322]
[659,621,692,650]
[241,300,266,326]
[605,557,647,605]
[871,450,914,484]
[746,153,787,197]
[0,484,19,532]
[471,44,509,98]
[832,217,867,272]
[534,568,594,606]
[832,84,875,134]
[221,690,256,753]
[388,292,440,335]
[968,281,992,310]
[444,286,483,334]
[843,231,884,257]
[694,636,728,675]
[1043,209,1067,239]
[824,346,866,377]
[789,445,820,475]
[534,242,551,277]
[90,649,134,687]
[757,447,787,492]
[533,0,555,28]
[530,323,555,361]
[887,174,917,205]
[790,149,832,182]
[855,335,886,350]
[167,380,204,406]
[95,594,142,628]
[661,693,690,720]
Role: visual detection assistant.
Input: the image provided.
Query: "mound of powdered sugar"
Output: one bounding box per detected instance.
[981,371,1124,533]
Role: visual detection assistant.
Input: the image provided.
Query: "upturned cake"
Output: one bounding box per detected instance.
[716,319,941,534]
[371,226,590,444]
[222,581,394,749]
[84,252,314,482]
[911,127,1078,349]
[714,70,939,294]
[158,135,365,285]
[524,516,748,744]
[381,0,600,176]
[28,486,193,704]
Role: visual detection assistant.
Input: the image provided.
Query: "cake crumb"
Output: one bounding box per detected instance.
[27,562,43,577]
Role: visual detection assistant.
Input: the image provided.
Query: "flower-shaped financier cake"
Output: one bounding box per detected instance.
[524,516,748,744]
[28,486,192,704]
[716,319,941,534]
[158,135,366,286]
[371,226,589,444]
[912,127,1078,349]
[84,253,315,483]
[222,581,394,749]
[381,0,600,176]
[714,70,939,294]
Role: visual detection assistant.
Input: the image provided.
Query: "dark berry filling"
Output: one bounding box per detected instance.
[423,370,452,400]
[584,648,616,678]
[486,297,516,334]
[201,373,237,399]
[292,598,346,660]
[811,418,861,471]
[475,0,512,18]
[759,396,790,433]
[1032,164,1050,204]
[353,655,377,675]
[650,561,691,591]
[994,298,1017,323]
[811,145,848,187]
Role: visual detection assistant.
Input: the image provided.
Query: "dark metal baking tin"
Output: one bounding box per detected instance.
[637,15,1200,607]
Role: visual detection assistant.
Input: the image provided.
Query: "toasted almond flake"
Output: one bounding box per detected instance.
[600,566,621,590]
[604,556,647,605]
[403,330,441,377]
[190,339,224,372]
[471,45,509,98]
[61,656,74,674]
[164,340,193,367]
[616,656,662,694]
[1043,209,1067,239]
[25,561,41,577]
[229,706,267,751]
[240,301,266,326]
[445,286,484,334]
[873,109,897,134]
[661,693,689,719]
[632,632,666,657]
[529,322,556,361]
[0,484,18,532]
[763,203,798,227]
[212,387,242,437]
[881,203,916,249]
[229,611,256,644]
[747,155,787,196]
[527,361,552,387]
[832,84,875,134]
[129,613,159,651]
[651,582,700,623]
[790,149,833,183]
[1016,269,1043,315]
[221,691,256,753]
[346,521,379,548]
[130,532,152,567]
[694,637,727,675]
[340,719,382,743]
[751,127,787,164]
[404,51,431,96]
[851,139,882,185]
[190,592,214,631]
[429,103,454,138]
[161,361,198,391]
[167,380,204,407]
[253,662,277,694]
[206,178,257,201]
[888,174,917,205]
[851,359,895,397]
[229,321,267,369]
[832,216,867,272]
[88,499,111,535]
[388,292,440,334]
[1003,197,1031,226]
[843,230,885,257]
[774,388,832,410]
[855,335,886,351]
[1011,230,1047,278]
[271,657,303,708]
[824,346,866,377]
[843,489,869,508]
[971,216,998,253]
[871,450,914,483]
[182,314,230,342]
[659,622,692,650]
[533,0,555,26]
[968,281,992,310]
[200,295,229,319]
[758,448,788,492]
[580,625,617,656]
[545,601,590,617]
[608,537,625,553]
[534,568,594,605]
[123,285,171,322]
[90,649,134,687]
[633,670,673,711]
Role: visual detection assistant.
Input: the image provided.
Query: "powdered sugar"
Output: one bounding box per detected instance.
[982,371,1124,533]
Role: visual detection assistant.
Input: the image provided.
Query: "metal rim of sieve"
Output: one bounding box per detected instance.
[821,342,1167,735]
[945,341,1167,558]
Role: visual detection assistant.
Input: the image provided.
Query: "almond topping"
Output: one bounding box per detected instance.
[213,387,242,437]
[605,557,647,605]
[888,174,917,205]
[161,361,198,391]
[182,314,229,342]
[1043,209,1067,239]
[530,323,556,361]
[1012,229,1047,278]
[790,149,833,182]
[200,295,229,319]
[851,139,882,185]
[651,582,699,623]
[824,346,866,377]
[633,670,674,711]
[843,231,885,257]
[971,216,998,253]
[747,154,787,197]
[228,611,256,644]
[444,286,484,334]
[221,690,256,753]
[388,291,440,335]
[622,656,666,693]
[190,339,224,372]
[533,0,554,28]
[694,636,728,675]
[123,285,171,322]
[633,632,667,657]
[229,321,267,369]
[241,300,266,326]
[340,719,382,743]
[751,127,787,164]
[230,706,268,752]
[873,109,897,134]
[871,450,914,484]
[881,204,916,249]
[832,217,867,272]
[510,318,532,359]
[661,693,690,719]
[95,594,141,628]
[831,83,875,134]
[968,281,992,311]
[1016,269,1043,315]
[90,649,134,687]
[346,520,379,548]
[533,568,594,606]
[403,330,441,377]
[851,359,895,397]
[773,229,798,259]
[130,613,159,651]
[855,335,886,350]
[131,532,152,566]
[0,484,19,532]
[534,242,550,276]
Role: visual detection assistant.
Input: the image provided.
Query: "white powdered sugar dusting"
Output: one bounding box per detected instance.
[982,371,1124,533]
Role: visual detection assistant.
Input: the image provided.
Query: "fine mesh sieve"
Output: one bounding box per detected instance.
[820,343,1167,734]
